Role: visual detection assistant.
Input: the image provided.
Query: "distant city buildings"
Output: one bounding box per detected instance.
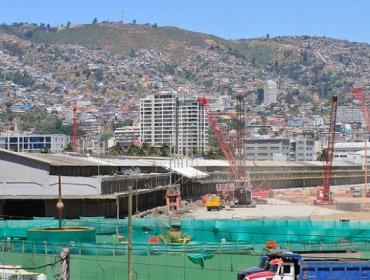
[0,134,69,153]
[245,138,290,161]
[245,138,314,161]
[139,92,208,154]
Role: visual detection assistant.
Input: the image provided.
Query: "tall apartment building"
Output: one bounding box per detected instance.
[0,134,69,153]
[140,92,208,154]
[263,80,278,106]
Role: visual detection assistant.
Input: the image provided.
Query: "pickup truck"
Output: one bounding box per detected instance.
[244,252,370,280]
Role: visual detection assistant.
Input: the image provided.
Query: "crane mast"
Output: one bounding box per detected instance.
[319,95,338,204]
[197,96,254,207]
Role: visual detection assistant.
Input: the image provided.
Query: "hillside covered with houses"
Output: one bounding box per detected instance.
[0,22,369,156]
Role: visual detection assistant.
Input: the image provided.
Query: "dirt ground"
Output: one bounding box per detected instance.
[279,186,370,221]
[143,184,370,221]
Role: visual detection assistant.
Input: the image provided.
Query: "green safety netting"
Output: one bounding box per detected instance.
[0,219,63,238]
[1,218,370,255]
[180,219,370,244]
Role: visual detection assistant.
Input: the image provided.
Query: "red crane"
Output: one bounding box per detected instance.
[198,97,255,207]
[197,97,239,178]
[316,95,338,204]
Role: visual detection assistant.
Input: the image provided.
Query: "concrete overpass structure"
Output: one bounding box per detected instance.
[0,149,367,218]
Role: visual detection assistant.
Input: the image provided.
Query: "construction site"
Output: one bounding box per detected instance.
[1,89,370,279]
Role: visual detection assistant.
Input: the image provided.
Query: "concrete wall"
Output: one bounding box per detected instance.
[0,159,100,196]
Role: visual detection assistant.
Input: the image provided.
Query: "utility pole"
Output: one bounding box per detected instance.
[128,186,133,280]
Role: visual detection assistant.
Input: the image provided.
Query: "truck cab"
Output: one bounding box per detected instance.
[246,259,296,280]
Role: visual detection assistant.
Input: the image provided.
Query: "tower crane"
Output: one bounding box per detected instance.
[315,95,338,204]
[197,97,255,207]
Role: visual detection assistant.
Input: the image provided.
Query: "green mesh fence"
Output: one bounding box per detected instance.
[2,217,370,279]
[2,218,370,249]
[1,249,370,280]
[0,219,62,238]
[180,219,370,244]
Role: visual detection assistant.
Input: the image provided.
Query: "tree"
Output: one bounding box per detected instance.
[152,23,158,28]
[256,88,264,104]
[129,49,136,58]
[64,143,74,152]
[109,143,124,155]
[94,68,104,81]
[92,17,98,24]
[317,148,327,161]
[160,144,170,157]
[66,21,71,28]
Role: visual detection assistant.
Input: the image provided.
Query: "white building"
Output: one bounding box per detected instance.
[140,92,208,154]
[245,138,290,161]
[0,134,70,153]
[114,125,140,149]
[263,80,278,106]
[336,106,364,124]
[290,139,315,161]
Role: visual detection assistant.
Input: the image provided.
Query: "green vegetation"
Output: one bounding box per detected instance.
[0,108,85,136]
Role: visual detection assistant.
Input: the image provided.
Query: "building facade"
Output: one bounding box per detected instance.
[114,125,140,149]
[290,139,315,161]
[245,138,290,161]
[140,92,208,154]
[336,106,364,124]
[0,134,69,153]
[263,80,278,106]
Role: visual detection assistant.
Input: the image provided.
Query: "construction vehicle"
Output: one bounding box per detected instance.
[244,251,370,280]
[315,95,338,205]
[205,195,222,211]
[197,96,255,208]
[252,179,274,198]
[237,249,362,280]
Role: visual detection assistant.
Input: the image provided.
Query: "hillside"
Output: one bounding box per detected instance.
[0,23,228,64]
[1,22,370,136]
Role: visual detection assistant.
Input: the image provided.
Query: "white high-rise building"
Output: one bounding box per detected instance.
[140,92,208,154]
[263,80,278,106]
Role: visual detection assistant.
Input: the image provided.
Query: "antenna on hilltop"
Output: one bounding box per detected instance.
[121,10,124,24]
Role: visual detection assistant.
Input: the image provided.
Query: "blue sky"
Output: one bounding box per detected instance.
[1,0,369,43]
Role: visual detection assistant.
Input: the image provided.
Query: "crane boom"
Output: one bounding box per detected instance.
[322,95,338,203]
[197,97,238,178]
[198,96,256,208]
